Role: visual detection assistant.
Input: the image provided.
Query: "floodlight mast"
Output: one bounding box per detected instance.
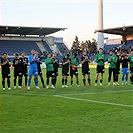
[97,0,104,50]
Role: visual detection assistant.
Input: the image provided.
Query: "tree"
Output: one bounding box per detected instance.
[71,36,81,54]
[80,41,86,51]
[71,36,97,54]
[80,39,97,53]
[91,38,97,52]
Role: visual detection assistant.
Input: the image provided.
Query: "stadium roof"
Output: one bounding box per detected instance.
[95,25,133,35]
[0,25,67,36]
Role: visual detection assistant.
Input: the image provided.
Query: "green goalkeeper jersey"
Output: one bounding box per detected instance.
[44,58,54,71]
[95,53,106,66]
[108,55,118,68]
[70,56,80,66]
[128,55,133,67]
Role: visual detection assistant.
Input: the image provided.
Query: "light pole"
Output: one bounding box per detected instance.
[97,0,104,50]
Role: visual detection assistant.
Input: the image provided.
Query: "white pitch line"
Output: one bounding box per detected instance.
[54,95,133,108]
[58,90,133,96]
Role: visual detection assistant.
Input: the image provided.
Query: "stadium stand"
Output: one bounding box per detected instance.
[0,25,68,62]
[55,42,69,56]
[104,44,120,53]
[0,40,40,55]
[41,41,52,53]
[57,56,64,62]
[0,39,70,62]
[121,40,133,49]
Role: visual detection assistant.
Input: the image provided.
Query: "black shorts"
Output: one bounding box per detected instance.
[96,65,105,73]
[22,72,28,76]
[54,71,58,76]
[14,70,22,77]
[70,66,78,76]
[82,68,90,75]
[46,71,55,78]
[38,70,42,76]
[22,69,28,76]
[62,69,69,76]
[2,71,10,78]
[130,67,133,73]
[116,67,120,74]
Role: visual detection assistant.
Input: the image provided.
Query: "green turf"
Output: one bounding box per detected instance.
[0,68,133,133]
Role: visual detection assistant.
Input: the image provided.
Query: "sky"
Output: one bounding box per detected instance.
[0,0,133,48]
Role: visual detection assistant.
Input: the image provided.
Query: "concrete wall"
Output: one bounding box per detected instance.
[44,36,54,45]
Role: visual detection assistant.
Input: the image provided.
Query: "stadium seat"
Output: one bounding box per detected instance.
[0,40,40,55]
[41,41,52,53]
[55,42,69,56]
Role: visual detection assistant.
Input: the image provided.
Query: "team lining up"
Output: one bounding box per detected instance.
[0,48,133,90]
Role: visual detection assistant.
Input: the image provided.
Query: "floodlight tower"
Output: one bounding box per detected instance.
[97,0,104,50]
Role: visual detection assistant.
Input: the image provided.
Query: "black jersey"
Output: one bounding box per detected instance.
[62,57,70,70]
[53,58,59,72]
[80,56,90,70]
[37,57,42,72]
[13,58,23,71]
[121,56,129,68]
[1,58,10,72]
[21,57,28,71]
[116,55,121,68]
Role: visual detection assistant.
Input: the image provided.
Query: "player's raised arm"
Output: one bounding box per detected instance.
[62,59,68,65]
[108,56,112,63]
[95,54,98,63]
[1,61,6,66]
[28,56,33,64]
[1,59,10,66]
[103,54,106,62]
[39,57,42,64]
[7,59,12,66]
[113,55,118,64]
[80,56,87,64]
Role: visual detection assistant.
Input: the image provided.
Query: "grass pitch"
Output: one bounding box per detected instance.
[0,68,133,133]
